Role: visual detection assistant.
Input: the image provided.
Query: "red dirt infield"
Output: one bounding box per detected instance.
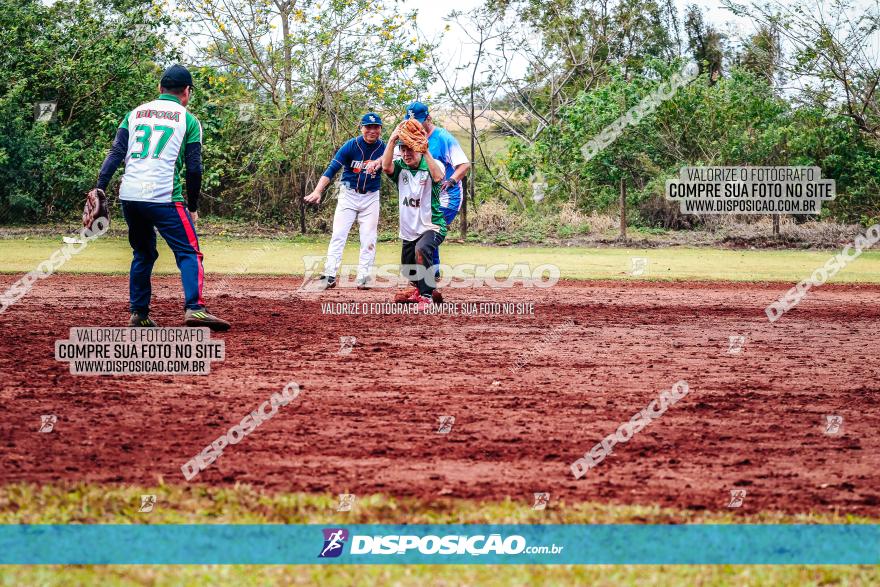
[1,275,879,515]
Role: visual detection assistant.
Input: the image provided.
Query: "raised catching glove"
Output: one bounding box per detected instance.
[82,188,109,232]
[398,119,428,153]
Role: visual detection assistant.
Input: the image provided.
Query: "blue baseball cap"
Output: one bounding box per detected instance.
[404,101,429,122]
[360,112,382,126]
[160,64,194,89]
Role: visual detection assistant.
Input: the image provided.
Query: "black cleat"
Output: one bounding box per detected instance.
[129,312,158,327]
[185,308,231,332]
[305,274,337,291]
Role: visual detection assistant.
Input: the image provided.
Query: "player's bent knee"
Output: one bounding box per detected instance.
[134,249,159,263]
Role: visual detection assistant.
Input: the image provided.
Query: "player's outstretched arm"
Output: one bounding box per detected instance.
[307,141,349,203]
[364,157,383,175]
[305,176,331,204]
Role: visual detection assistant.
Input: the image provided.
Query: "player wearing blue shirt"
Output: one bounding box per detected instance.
[403,102,470,277]
[304,113,386,290]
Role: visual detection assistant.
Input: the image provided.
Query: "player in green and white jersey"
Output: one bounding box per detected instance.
[379,122,447,308]
[95,64,230,330]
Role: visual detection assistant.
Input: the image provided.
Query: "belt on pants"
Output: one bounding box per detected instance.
[341,185,379,197]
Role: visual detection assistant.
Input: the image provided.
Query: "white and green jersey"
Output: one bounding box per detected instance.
[391,157,447,241]
[117,94,202,203]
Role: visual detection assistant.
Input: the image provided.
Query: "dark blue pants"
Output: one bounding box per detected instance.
[402,230,445,296]
[432,206,458,272]
[122,200,205,313]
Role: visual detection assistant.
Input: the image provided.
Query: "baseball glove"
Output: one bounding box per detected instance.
[398,119,428,153]
[82,188,109,231]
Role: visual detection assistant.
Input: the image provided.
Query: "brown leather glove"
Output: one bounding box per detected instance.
[82,188,109,231]
[398,119,428,153]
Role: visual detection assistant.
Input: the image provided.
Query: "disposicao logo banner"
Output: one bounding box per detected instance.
[0,524,877,564]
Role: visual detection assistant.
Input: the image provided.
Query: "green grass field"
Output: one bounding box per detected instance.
[1,484,877,586]
[3,236,880,282]
[8,560,874,586]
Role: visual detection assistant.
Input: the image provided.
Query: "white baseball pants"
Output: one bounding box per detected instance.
[323,186,380,280]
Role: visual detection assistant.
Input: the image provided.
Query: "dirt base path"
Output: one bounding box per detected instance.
[1,276,878,515]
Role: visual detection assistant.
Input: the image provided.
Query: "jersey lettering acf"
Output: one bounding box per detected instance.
[391,158,447,241]
[117,94,202,203]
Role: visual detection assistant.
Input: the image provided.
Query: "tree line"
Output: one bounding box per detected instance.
[1,0,877,228]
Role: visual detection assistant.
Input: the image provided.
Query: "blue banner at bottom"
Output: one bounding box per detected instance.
[0,524,877,565]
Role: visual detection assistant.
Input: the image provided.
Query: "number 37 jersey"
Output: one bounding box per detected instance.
[117,94,202,204]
